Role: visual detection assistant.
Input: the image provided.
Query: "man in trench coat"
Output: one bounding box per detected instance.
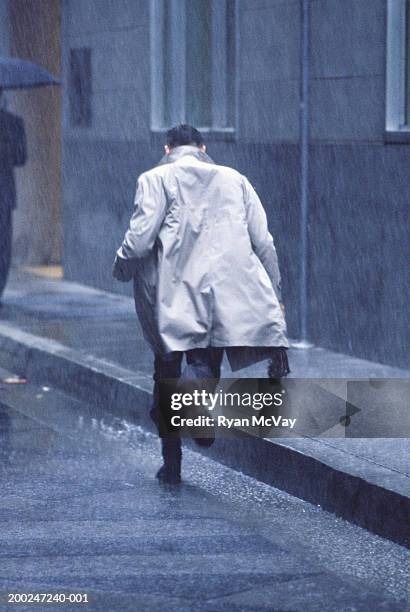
[113,125,289,483]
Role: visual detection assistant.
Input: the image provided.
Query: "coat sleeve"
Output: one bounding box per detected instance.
[243,176,283,303]
[116,171,167,261]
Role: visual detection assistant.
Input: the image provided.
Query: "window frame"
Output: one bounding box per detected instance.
[385,0,410,140]
[150,0,238,136]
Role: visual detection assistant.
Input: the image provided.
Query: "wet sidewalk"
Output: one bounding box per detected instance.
[1,364,408,610]
[0,268,409,545]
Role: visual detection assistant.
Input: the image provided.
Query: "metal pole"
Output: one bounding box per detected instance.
[295,0,313,349]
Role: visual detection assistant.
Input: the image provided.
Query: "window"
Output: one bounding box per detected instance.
[386,0,410,132]
[151,0,236,131]
[69,48,92,127]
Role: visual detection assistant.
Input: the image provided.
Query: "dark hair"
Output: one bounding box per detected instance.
[166,124,204,148]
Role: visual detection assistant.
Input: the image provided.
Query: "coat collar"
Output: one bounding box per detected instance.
[157,144,215,166]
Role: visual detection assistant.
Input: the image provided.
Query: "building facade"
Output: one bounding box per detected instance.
[3,0,409,368]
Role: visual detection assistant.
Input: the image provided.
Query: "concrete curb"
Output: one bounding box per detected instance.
[0,322,408,548]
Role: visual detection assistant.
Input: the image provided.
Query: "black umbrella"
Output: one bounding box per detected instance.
[0,57,59,90]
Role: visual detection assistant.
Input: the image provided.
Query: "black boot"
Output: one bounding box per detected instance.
[156,438,182,484]
[267,347,290,379]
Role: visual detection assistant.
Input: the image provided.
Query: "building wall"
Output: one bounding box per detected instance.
[310,0,385,141]
[240,0,301,143]
[62,0,151,289]
[8,0,62,265]
[307,0,409,367]
[0,0,10,55]
[61,0,409,368]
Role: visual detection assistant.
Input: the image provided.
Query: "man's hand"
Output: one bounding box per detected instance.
[280,303,286,316]
[112,255,134,282]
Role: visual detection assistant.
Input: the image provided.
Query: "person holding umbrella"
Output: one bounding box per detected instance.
[0,88,26,303]
[113,125,290,484]
[0,57,58,303]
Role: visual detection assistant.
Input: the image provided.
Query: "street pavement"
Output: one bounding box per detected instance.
[0,366,409,611]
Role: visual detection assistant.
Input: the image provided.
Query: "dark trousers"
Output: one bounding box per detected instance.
[150,348,224,466]
[0,207,12,299]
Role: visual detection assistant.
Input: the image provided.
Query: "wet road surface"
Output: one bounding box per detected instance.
[0,367,409,611]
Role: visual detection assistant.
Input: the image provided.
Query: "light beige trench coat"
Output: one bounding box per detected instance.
[115,145,288,368]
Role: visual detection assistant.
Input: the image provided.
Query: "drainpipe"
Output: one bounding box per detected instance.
[294,0,314,349]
